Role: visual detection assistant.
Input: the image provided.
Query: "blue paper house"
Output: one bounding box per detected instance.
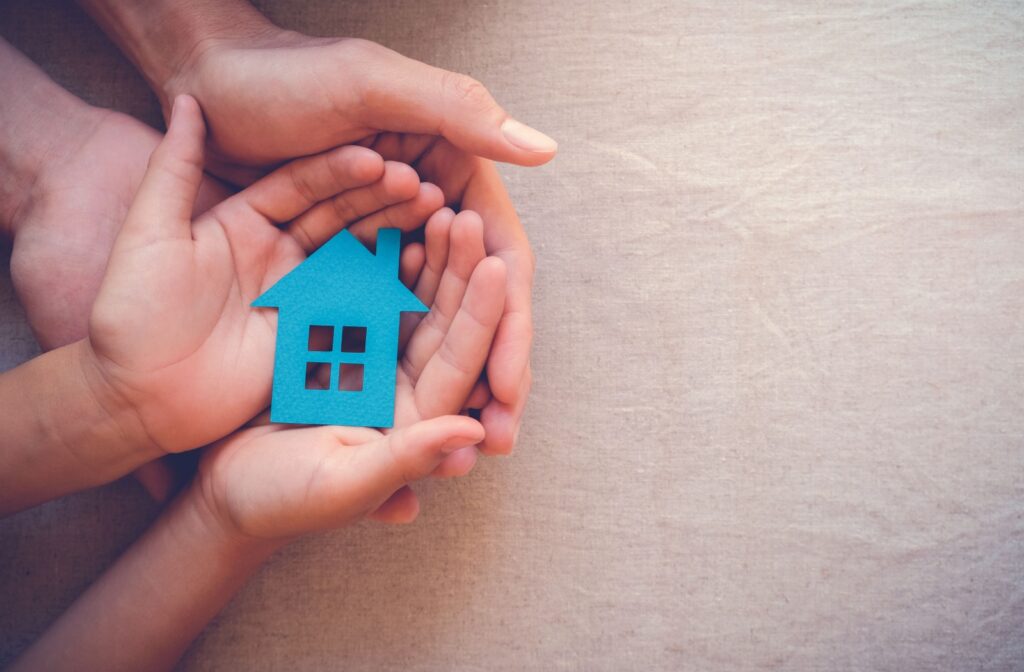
[252,228,427,428]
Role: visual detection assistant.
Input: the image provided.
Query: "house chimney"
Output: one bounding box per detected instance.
[375,228,400,273]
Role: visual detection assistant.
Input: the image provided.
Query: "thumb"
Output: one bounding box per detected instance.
[123,95,206,240]
[356,44,557,167]
[318,416,485,519]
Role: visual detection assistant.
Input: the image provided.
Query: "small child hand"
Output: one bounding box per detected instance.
[84,95,444,455]
[187,209,506,540]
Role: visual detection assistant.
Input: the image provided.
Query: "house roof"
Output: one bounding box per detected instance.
[252,229,427,314]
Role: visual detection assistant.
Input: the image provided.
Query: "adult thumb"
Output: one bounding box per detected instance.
[123,95,206,240]
[358,45,557,166]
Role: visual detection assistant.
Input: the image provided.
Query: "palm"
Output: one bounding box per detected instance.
[90,201,302,452]
[365,133,533,453]
[168,34,540,455]
[197,209,506,539]
[87,98,446,456]
[9,109,230,351]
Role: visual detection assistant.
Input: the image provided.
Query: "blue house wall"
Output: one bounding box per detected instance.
[269,304,402,428]
[253,228,427,428]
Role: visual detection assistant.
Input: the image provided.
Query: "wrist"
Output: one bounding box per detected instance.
[0,340,163,515]
[179,477,288,560]
[0,40,99,236]
[71,339,164,463]
[78,0,278,109]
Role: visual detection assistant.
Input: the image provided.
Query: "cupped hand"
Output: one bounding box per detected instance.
[193,209,506,540]
[86,95,444,455]
[3,104,233,501]
[162,32,556,182]
[162,30,546,454]
[366,135,533,456]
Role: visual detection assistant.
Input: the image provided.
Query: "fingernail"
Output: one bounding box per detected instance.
[501,118,557,153]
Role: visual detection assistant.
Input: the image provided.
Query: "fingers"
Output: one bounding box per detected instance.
[430,446,479,479]
[317,416,483,517]
[399,207,454,349]
[367,486,421,524]
[461,161,535,413]
[122,95,205,242]
[415,207,456,307]
[242,145,384,225]
[334,161,420,218]
[346,182,444,244]
[284,160,420,251]
[480,365,531,456]
[402,210,488,380]
[414,257,506,419]
[400,242,425,290]
[349,41,557,166]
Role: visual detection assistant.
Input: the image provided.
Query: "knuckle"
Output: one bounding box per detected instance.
[337,37,385,62]
[288,221,317,252]
[386,435,415,487]
[439,340,476,378]
[444,72,494,110]
[289,166,320,205]
[331,193,359,223]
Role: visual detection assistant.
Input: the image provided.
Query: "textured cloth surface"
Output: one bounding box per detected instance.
[1,1,1023,670]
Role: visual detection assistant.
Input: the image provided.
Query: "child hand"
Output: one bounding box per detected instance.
[189,210,506,540]
[85,95,444,455]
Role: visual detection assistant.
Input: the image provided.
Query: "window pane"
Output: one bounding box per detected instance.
[305,362,329,390]
[340,326,367,353]
[338,363,364,392]
[308,325,334,352]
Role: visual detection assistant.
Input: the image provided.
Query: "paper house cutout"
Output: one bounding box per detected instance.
[252,228,427,427]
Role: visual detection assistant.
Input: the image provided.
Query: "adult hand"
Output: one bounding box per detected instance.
[161,33,556,181]
[78,1,549,454]
[0,36,232,352]
[166,35,544,454]
[6,107,230,351]
[369,137,533,455]
[0,38,232,501]
[86,95,442,456]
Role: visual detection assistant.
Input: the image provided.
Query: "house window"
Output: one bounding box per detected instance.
[338,363,364,391]
[305,325,367,392]
[308,325,334,351]
[340,326,367,353]
[305,362,329,390]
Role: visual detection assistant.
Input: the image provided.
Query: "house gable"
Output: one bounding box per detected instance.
[252,229,427,314]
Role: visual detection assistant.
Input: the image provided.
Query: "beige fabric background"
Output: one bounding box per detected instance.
[2,1,1023,670]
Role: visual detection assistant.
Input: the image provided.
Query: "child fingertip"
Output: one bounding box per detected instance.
[438,419,485,453]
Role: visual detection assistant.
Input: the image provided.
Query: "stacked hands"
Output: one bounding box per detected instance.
[0,2,554,669]
[91,96,508,537]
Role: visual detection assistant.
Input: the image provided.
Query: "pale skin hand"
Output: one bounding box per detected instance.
[4,103,231,352]
[0,37,231,351]
[205,208,506,535]
[87,94,450,455]
[0,38,235,501]
[0,94,447,515]
[77,0,551,454]
[9,213,506,672]
[0,38,443,499]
